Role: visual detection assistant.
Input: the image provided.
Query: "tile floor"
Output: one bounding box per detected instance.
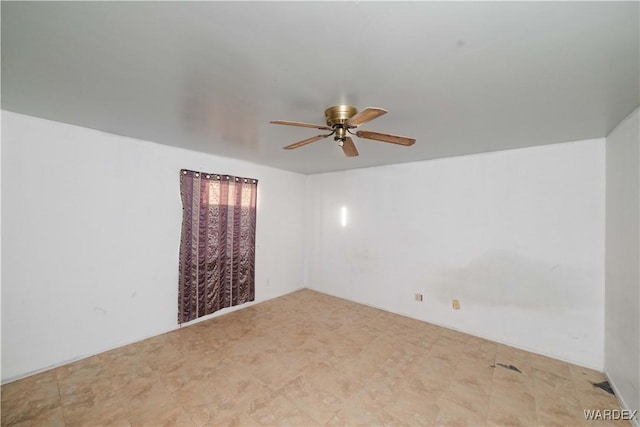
[1,289,630,427]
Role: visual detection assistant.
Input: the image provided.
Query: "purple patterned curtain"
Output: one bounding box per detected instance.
[178,169,258,324]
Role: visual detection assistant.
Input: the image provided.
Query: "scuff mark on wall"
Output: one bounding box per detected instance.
[427,250,598,312]
[93,307,107,315]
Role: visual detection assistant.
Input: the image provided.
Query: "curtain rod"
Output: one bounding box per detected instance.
[181,169,257,184]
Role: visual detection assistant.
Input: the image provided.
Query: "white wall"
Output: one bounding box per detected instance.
[605,107,639,416]
[1,111,307,382]
[307,139,606,369]
[2,109,622,383]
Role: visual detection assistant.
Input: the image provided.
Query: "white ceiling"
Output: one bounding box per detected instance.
[2,1,638,174]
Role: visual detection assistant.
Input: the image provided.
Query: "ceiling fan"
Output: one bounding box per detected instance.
[270,105,416,157]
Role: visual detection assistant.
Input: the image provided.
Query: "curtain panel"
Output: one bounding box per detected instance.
[178,169,258,324]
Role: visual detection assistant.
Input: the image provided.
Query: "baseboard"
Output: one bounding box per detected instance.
[605,373,640,427]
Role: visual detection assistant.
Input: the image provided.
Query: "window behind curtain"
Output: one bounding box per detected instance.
[178,169,258,324]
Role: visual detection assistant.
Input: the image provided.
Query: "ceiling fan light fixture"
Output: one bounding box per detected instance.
[334,127,347,141]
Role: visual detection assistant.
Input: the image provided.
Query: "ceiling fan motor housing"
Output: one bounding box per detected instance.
[324,105,358,127]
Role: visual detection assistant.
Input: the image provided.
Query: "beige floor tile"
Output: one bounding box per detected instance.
[249,394,319,426]
[487,388,537,427]
[106,365,157,392]
[58,378,119,408]
[487,411,537,427]
[304,362,366,402]
[115,373,168,408]
[63,395,131,427]
[454,356,495,389]
[584,419,633,427]
[181,395,250,426]
[387,388,441,426]
[492,368,534,397]
[536,393,586,427]
[128,404,194,427]
[440,382,491,418]
[1,371,61,427]
[496,345,532,375]
[463,338,498,363]
[531,353,572,380]
[533,367,579,397]
[276,374,343,425]
[180,401,219,426]
[2,370,60,403]
[434,396,488,426]
[569,363,606,391]
[248,351,310,390]
[430,341,465,364]
[10,406,66,427]
[332,390,403,426]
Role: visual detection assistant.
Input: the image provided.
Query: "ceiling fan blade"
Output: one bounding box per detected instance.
[270,120,332,131]
[283,134,331,150]
[341,137,359,157]
[346,107,387,127]
[356,130,416,146]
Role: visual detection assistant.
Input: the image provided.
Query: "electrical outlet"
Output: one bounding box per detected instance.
[452,299,460,310]
[415,293,423,302]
